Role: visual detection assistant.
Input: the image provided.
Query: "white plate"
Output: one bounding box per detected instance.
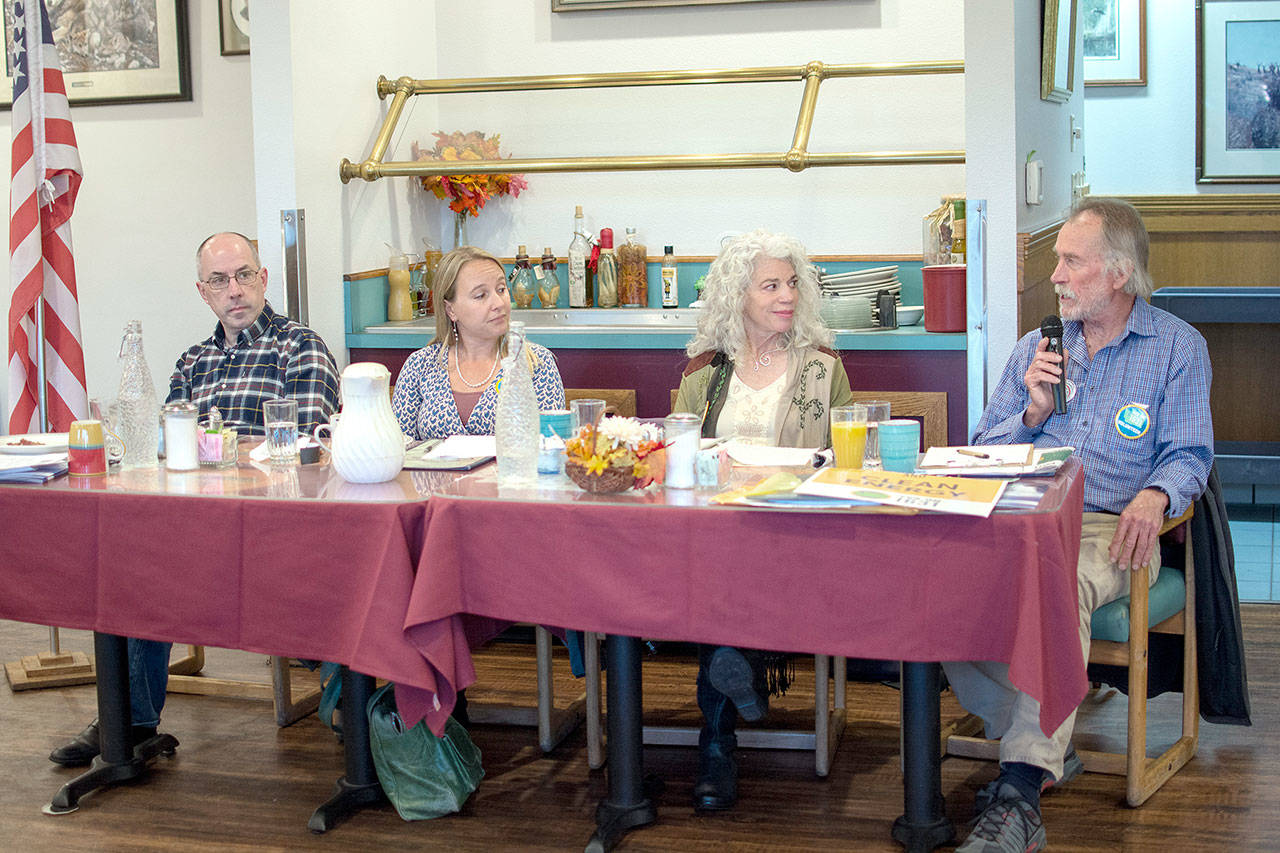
[0,432,69,454]
[819,265,899,285]
[822,280,902,294]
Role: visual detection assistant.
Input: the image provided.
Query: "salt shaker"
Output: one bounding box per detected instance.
[162,401,200,471]
[664,413,700,489]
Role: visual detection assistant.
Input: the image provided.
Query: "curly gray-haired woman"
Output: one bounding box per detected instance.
[674,229,852,445]
[672,230,854,811]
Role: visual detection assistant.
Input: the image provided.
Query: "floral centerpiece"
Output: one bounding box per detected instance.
[564,416,666,492]
[411,131,527,247]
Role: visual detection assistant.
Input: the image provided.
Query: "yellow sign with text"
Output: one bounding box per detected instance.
[795,467,1007,517]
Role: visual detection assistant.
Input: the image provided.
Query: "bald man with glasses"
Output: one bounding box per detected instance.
[49,231,341,768]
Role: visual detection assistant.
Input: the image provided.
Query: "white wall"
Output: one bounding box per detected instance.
[419,1,966,259]
[1,2,256,428]
[6,0,973,428]
[966,1,1085,387]
[244,0,965,378]
[1084,4,1254,194]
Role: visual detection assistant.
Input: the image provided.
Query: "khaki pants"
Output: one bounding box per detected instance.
[942,513,1159,780]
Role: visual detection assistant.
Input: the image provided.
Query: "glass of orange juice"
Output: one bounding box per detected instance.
[830,405,868,469]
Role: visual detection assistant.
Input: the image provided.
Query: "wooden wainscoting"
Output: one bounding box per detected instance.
[1125,194,1280,286]
[1016,219,1066,339]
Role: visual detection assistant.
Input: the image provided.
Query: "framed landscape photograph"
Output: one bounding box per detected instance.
[1197,0,1280,183]
[220,0,249,56]
[1041,0,1078,103]
[1,0,191,108]
[1083,0,1146,86]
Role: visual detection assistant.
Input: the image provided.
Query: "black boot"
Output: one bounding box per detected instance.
[49,719,158,767]
[693,646,740,811]
[707,646,768,722]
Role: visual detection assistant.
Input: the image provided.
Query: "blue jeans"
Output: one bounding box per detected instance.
[127,637,172,728]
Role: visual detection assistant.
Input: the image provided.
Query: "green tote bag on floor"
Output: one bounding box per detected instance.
[367,683,484,820]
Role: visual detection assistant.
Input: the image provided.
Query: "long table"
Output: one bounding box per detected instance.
[0,454,1085,850]
[405,458,1085,850]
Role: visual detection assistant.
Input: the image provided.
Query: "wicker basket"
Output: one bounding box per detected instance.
[565,458,637,493]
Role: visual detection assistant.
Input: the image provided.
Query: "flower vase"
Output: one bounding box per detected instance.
[453,212,470,249]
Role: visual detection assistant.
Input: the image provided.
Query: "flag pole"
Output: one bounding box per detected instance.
[35,297,60,657]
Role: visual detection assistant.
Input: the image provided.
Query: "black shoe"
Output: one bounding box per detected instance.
[49,719,159,767]
[707,647,767,722]
[692,746,738,811]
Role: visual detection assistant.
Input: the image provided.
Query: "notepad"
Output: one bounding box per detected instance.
[916,444,1074,477]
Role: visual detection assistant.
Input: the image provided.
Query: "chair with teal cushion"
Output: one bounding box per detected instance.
[948,506,1198,806]
[1079,506,1198,806]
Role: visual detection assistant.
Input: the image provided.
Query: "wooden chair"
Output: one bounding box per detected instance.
[849,390,948,450]
[947,506,1199,806]
[170,632,584,750]
[167,650,322,727]
[580,633,846,775]
[586,390,948,775]
[669,388,949,451]
[564,388,636,418]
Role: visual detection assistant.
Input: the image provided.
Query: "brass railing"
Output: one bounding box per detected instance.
[339,60,963,184]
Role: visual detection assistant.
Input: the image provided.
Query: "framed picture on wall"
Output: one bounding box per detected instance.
[1083,0,1146,86]
[1197,0,1280,183]
[220,0,250,56]
[1041,0,1078,103]
[1,0,191,108]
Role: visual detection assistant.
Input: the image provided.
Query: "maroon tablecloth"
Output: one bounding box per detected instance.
[0,481,457,714]
[403,461,1086,738]
[0,458,1085,741]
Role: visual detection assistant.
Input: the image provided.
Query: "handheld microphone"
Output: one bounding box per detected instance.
[1040,315,1067,415]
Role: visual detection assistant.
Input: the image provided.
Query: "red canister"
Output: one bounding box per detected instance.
[68,419,107,476]
[922,264,967,332]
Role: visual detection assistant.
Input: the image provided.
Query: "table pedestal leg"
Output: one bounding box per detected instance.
[45,632,178,815]
[892,662,954,852]
[308,667,386,832]
[586,635,655,853]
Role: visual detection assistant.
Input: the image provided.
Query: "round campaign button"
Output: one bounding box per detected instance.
[1115,403,1150,439]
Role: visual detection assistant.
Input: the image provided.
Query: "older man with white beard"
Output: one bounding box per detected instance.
[944,198,1213,852]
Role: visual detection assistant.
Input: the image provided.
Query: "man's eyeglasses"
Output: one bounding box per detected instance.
[202,268,261,291]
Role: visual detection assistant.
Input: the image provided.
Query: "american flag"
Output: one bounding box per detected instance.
[7,0,86,435]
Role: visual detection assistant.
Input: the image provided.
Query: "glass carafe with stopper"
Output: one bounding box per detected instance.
[116,320,158,469]
[494,321,539,485]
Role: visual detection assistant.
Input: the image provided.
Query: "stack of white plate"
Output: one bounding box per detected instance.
[818,295,874,329]
[819,265,901,323]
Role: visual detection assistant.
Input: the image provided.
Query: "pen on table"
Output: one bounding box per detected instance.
[956,448,990,459]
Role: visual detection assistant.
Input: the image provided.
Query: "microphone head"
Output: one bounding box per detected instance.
[1040,315,1064,338]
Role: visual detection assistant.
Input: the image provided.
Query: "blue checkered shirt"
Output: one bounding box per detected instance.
[167,303,340,436]
[973,298,1213,517]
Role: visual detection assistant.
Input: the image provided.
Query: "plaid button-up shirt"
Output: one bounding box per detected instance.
[975,297,1213,518]
[167,303,340,436]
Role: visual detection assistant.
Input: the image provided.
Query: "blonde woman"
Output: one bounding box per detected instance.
[393,246,565,438]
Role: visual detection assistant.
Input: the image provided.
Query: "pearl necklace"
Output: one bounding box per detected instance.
[752,345,787,372]
[454,345,500,389]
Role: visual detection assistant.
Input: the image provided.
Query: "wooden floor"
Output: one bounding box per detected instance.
[2,608,1278,851]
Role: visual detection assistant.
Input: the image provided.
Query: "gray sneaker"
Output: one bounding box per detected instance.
[958,782,1046,853]
[973,746,1083,816]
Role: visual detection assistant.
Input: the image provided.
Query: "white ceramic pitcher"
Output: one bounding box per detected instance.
[314,363,405,484]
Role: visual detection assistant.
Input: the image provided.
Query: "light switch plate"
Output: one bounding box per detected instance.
[1025,160,1044,205]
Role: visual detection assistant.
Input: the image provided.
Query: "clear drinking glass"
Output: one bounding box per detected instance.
[570,398,606,434]
[264,398,300,465]
[853,400,891,470]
